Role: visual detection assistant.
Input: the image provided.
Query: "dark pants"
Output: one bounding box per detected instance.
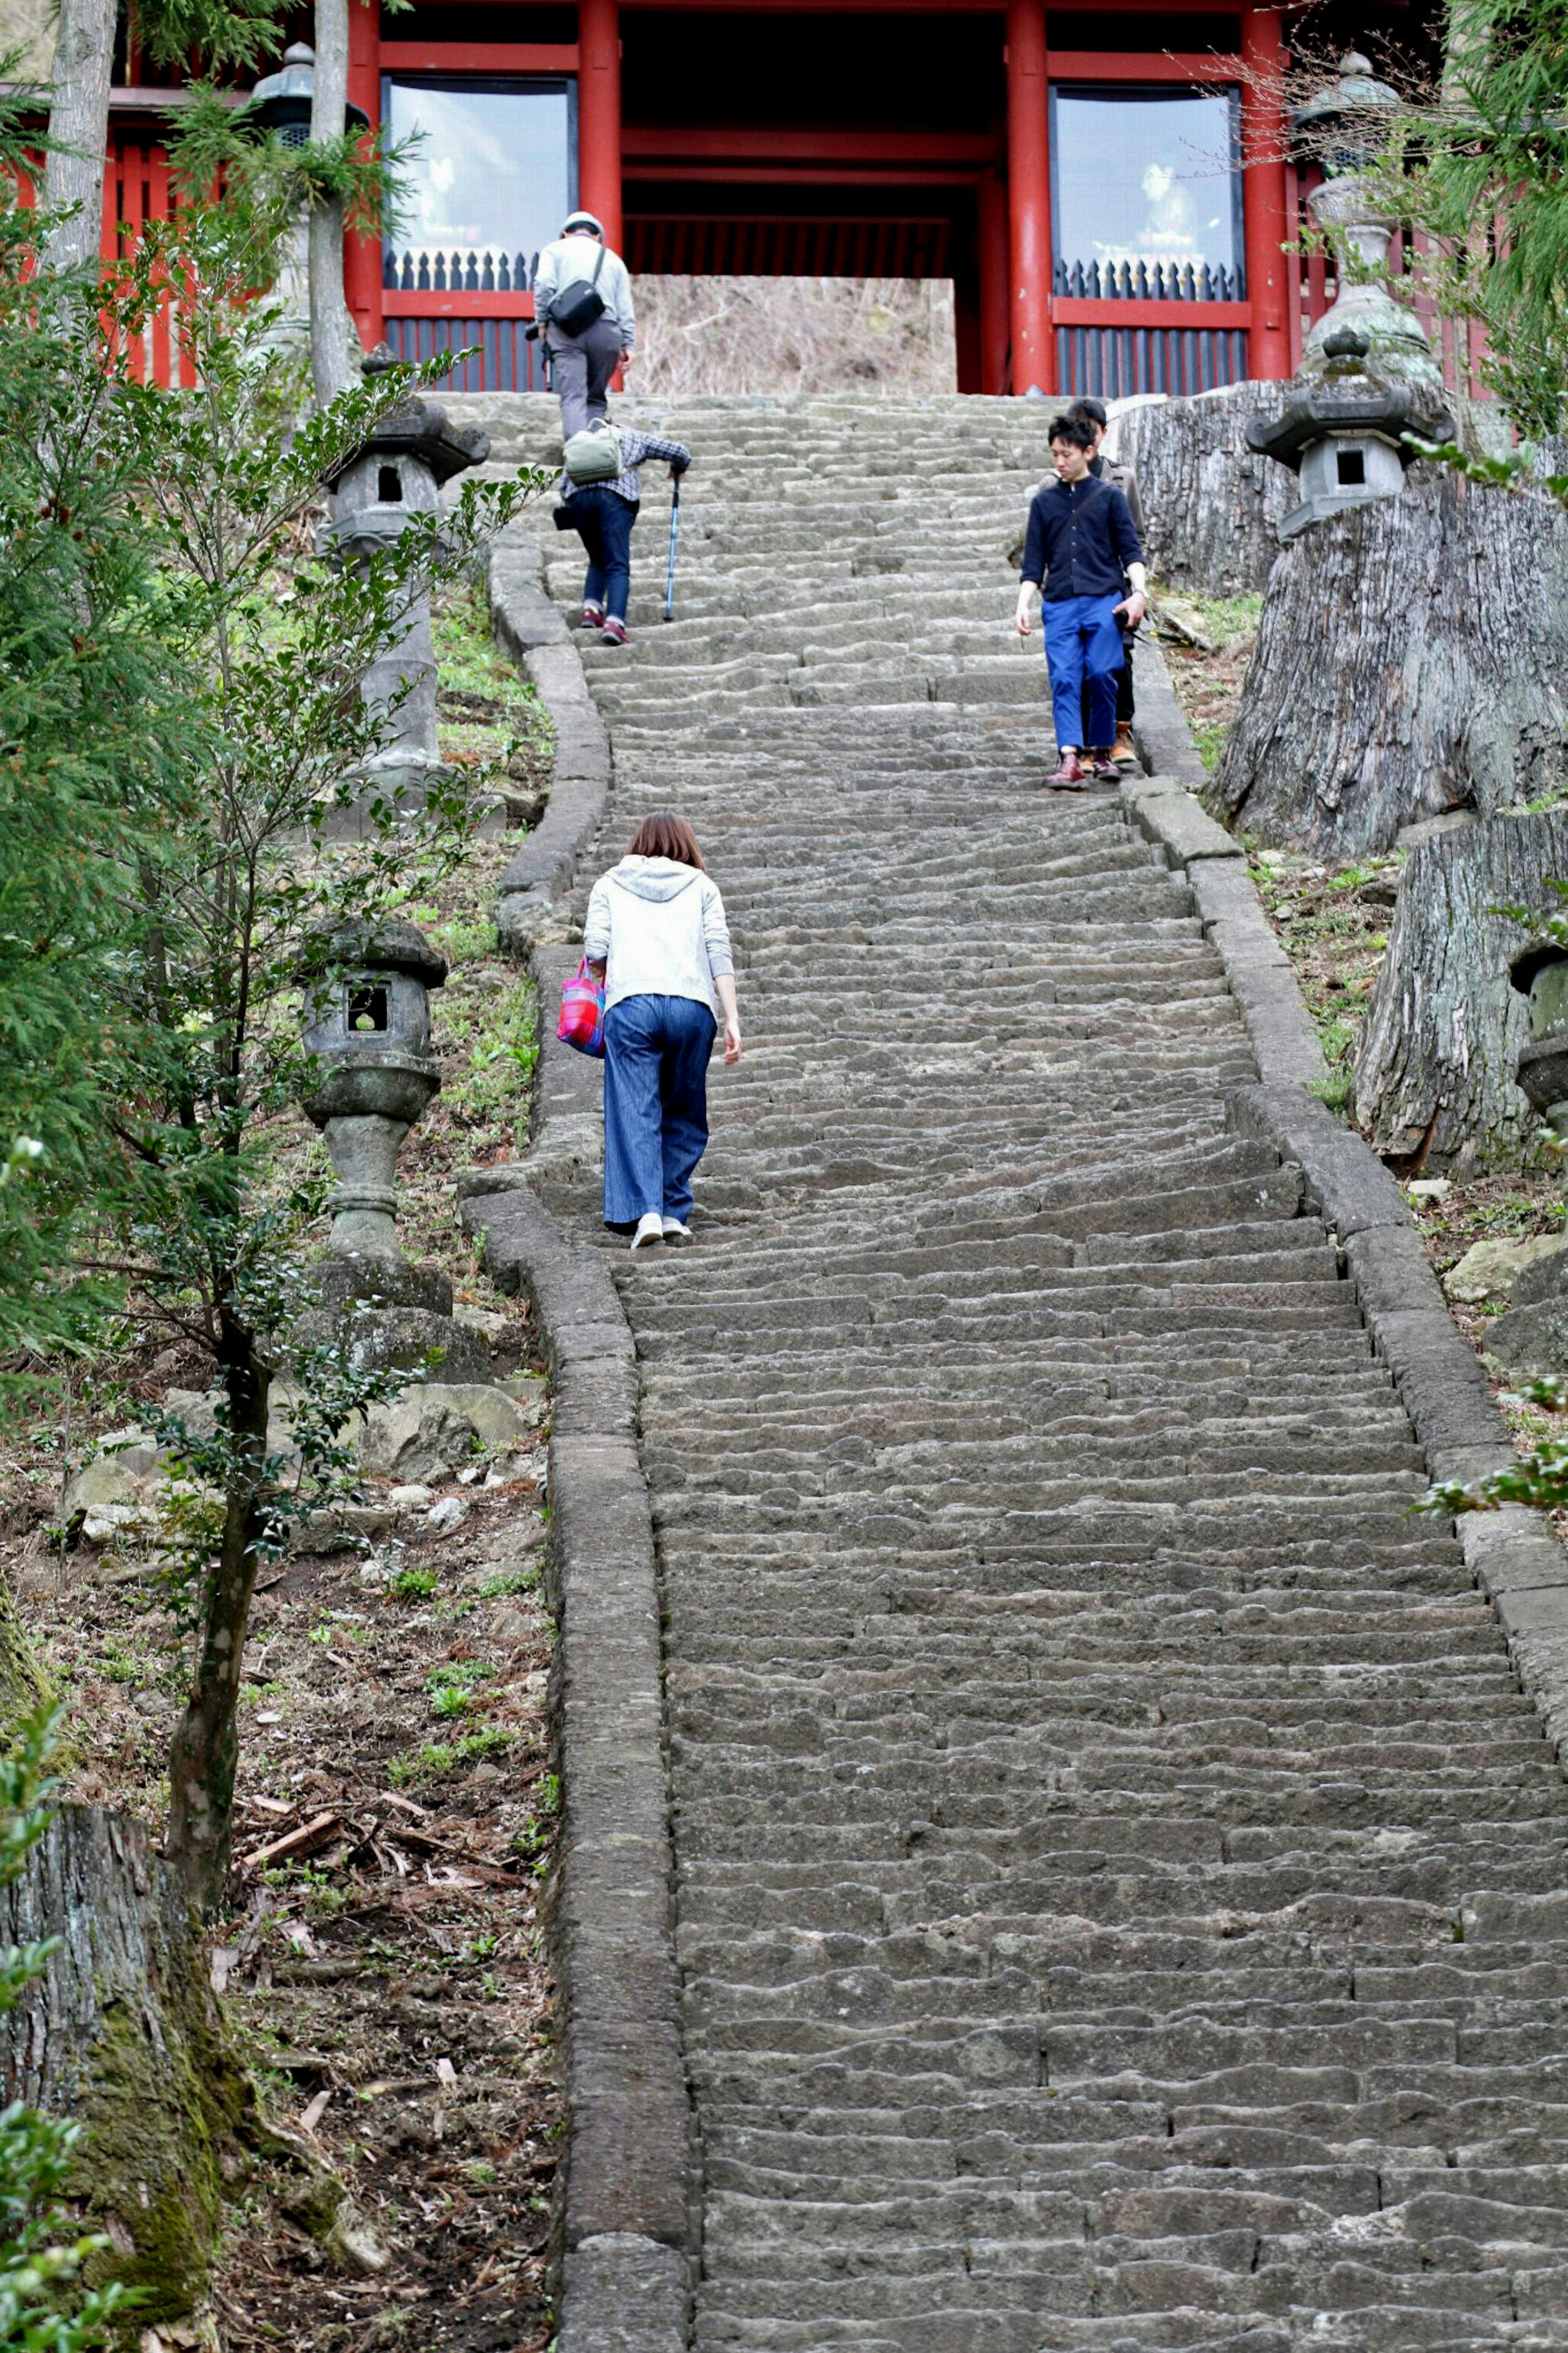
[1082,620,1136,742]
[567,486,636,624]
[603,993,717,1228]
[547,316,623,437]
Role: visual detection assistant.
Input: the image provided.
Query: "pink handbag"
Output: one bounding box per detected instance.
[557,956,606,1058]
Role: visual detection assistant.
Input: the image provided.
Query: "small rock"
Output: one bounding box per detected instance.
[355,1383,529,1484]
[292,1501,395,1555]
[388,1482,435,1512]
[490,1605,535,1641]
[426,1496,469,1536]
[81,1501,160,1546]
[1407,1179,1451,1205]
[453,1303,511,1344]
[1255,850,1286,869]
[497,1372,549,1423]
[1445,1233,1568,1306]
[62,1430,163,1520]
[1356,877,1399,908]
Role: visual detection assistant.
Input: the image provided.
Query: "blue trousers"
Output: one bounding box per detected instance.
[569,485,636,623]
[1043,593,1124,752]
[603,993,717,1228]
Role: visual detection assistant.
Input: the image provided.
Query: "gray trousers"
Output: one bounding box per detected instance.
[547,316,624,438]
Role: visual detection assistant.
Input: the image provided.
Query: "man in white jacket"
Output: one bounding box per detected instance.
[533,211,637,439]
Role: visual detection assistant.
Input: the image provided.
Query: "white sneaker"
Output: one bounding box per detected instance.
[629,1212,664,1252]
[661,1217,693,1245]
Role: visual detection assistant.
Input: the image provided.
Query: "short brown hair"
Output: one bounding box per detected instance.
[626,811,704,868]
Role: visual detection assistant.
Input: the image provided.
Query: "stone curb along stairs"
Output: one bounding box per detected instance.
[460,428,1568,2350]
[1120,765,1568,1755]
[463,526,697,2350]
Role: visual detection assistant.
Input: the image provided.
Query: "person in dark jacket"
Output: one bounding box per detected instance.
[1074,397,1147,769]
[1015,411,1147,788]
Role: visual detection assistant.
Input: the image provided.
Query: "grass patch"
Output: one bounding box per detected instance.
[388,1724,514,1787]
[388,1565,439,1601]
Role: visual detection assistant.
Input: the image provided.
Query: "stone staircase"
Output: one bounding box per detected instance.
[458,393,1568,2349]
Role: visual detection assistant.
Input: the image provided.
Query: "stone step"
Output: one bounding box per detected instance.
[503,390,1568,2340]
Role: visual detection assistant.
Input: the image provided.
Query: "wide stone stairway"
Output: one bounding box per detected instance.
[465,395,1568,2348]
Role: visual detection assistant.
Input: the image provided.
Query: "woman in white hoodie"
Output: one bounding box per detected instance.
[582,812,743,1251]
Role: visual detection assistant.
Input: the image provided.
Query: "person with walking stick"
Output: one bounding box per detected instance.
[555,428,691,646]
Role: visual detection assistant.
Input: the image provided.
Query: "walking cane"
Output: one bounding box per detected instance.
[664,479,681,623]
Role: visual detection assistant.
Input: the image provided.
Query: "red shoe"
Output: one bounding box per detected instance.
[600,616,629,646]
[579,600,604,629]
[1045,752,1087,788]
[1087,748,1120,780]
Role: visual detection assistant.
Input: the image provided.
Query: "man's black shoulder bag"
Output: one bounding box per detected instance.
[551,243,608,338]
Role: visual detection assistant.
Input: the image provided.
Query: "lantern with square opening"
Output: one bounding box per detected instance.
[1245,329,1453,541]
[319,346,490,774]
[300,915,447,1259]
[296,916,489,1377]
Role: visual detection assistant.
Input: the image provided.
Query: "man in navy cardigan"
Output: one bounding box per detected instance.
[1015,411,1147,789]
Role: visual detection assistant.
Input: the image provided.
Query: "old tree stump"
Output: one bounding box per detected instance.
[1111,382,1291,595]
[0,1806,252,2325]
[1355,810,1568,1164]
[1215,476,1568,858]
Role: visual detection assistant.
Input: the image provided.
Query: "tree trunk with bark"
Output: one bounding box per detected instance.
[165,1341,270,1914]
[309,0,362,408]
[1215,476,1568,858]
[1354,809,1568,1166]
[0,1804,250,2325]
[1109,382,1293,596]
[40,0,116,277]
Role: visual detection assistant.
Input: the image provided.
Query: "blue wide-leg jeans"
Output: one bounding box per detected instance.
[1043,592,1125,752]
[603,992,718,1229]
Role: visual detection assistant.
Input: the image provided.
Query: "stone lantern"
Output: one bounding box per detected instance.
[1246,324,1455,540]
[320,346,490,801]
[298,916,489,1382]
[1485,943,1568,1379]
[1245,50,1454,537]
[240,46,371,359]
[245,41,370,145]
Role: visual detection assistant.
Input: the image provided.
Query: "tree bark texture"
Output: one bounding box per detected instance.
[0,1804,249,2323]
[1354,810,1568,1165]
[40,0,115,277]
[1215,477,1568,858]
[309,0,361,408]
[1109,382,1292,596]
[166,1349,270,1914]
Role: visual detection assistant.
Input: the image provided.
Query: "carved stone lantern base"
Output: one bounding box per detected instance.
[298,1258,492,1385]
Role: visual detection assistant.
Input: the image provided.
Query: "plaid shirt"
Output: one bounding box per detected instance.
[560,429,690,507]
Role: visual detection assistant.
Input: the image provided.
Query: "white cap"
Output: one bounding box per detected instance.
[561,211,605,238]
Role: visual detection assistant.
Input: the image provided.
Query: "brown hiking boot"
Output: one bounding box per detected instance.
[1113,723,1139,767]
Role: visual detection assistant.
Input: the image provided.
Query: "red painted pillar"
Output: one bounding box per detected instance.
[578,0,623,254]
[1004,0,1053,397]
[978,168,1010,393]
[344,0,383,348]
[1240,0,1291,382]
